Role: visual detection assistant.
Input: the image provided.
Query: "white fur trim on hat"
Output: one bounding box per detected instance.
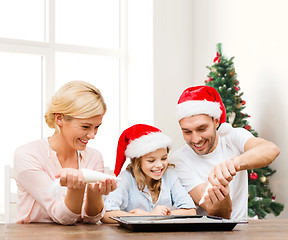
[125,132,173,159]
[176,100,222,121]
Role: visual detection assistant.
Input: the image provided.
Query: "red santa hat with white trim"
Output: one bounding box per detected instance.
[114,124,173,176]
[176,85,232,134]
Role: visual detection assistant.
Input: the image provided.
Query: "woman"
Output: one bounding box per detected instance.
[14,81,116,225]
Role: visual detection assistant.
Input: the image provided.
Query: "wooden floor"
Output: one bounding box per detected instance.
[1,219,287,240]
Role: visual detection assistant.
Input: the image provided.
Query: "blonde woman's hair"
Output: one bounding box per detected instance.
[126,148,174,202]
[45,80,107,130]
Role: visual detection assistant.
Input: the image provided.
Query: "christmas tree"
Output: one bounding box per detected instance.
[205,43,284,219]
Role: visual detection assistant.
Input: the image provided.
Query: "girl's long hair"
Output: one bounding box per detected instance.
[126,148,174,202]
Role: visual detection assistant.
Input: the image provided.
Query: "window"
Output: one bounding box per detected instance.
[0,0,124,216]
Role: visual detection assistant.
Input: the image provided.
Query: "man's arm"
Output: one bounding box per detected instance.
[189,182,232,219]
[234,137,280,171]
[208,137,280,186]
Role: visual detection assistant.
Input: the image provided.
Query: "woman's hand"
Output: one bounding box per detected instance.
[56,168,85,190]
[87,178,117,196]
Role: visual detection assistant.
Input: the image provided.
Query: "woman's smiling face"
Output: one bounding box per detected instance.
[58,114,104,151]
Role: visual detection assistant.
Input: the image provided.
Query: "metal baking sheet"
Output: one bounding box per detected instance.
[111,215,242,232]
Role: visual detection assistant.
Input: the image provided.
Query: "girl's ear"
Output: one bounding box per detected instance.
[54,113,64,127]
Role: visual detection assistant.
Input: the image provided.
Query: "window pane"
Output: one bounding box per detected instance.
[55,52,119,169]
[0,52,42,213]
[55,0,119,48]
[0,0,46,41]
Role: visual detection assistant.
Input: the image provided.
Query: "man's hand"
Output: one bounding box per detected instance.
[201,183,232,219]
[208,159,236,186]
[201,183,230,206]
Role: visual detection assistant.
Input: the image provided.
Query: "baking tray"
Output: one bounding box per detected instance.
[111,215,243,232]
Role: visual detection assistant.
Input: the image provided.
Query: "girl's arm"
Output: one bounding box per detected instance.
[171,208,196,215]
[101,210,139,224]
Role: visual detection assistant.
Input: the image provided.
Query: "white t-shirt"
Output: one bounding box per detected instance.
[170,127,254,220]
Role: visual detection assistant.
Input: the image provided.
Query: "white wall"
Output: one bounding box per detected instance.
[154,0,194,148]
[154,0,288,218]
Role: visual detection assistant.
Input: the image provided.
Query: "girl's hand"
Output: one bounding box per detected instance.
[151,205,171,215]
[56,168,85,190]
[87,178,117,195]
[129,209,150,215]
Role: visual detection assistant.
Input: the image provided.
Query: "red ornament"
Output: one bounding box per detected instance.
[249,172,258,180]
[214,52,220,63]
[234,86,239,92]
[241,100,246,105]
[205,77,213,83]
[244,125,251,130]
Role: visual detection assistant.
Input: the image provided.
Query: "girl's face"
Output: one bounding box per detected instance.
[140,148,168,184]
[57,114,104,151]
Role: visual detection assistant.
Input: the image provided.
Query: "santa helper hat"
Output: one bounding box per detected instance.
[176,85,232,135]
[114,124,173,176]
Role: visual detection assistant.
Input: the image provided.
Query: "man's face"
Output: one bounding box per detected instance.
[179,114,219,155]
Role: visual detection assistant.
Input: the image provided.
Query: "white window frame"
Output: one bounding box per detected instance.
[0,0,127,138]
[0,0,127,216]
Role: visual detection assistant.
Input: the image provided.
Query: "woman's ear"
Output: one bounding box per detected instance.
[54,113,64,127]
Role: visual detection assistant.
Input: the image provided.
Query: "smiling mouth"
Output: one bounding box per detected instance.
[79,138,88,144]
[151,169,164,175]
[193,140,206,149]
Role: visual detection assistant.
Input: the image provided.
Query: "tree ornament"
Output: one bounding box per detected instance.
[236,103,242,108]
[230,68,235,77]
[260,176,267,183]
[228,112,236,124]
[244,125,251,130]
[249,172,258,180]
[214,52,220,63]
[205,77,213,83]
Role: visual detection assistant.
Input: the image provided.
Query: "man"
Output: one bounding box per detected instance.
[170,85,280,220]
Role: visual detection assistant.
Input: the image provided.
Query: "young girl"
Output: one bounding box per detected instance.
[14,81,117,225]
[101,124,196,223]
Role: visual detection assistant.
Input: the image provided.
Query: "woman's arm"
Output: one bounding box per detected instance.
[84,178,117,216]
